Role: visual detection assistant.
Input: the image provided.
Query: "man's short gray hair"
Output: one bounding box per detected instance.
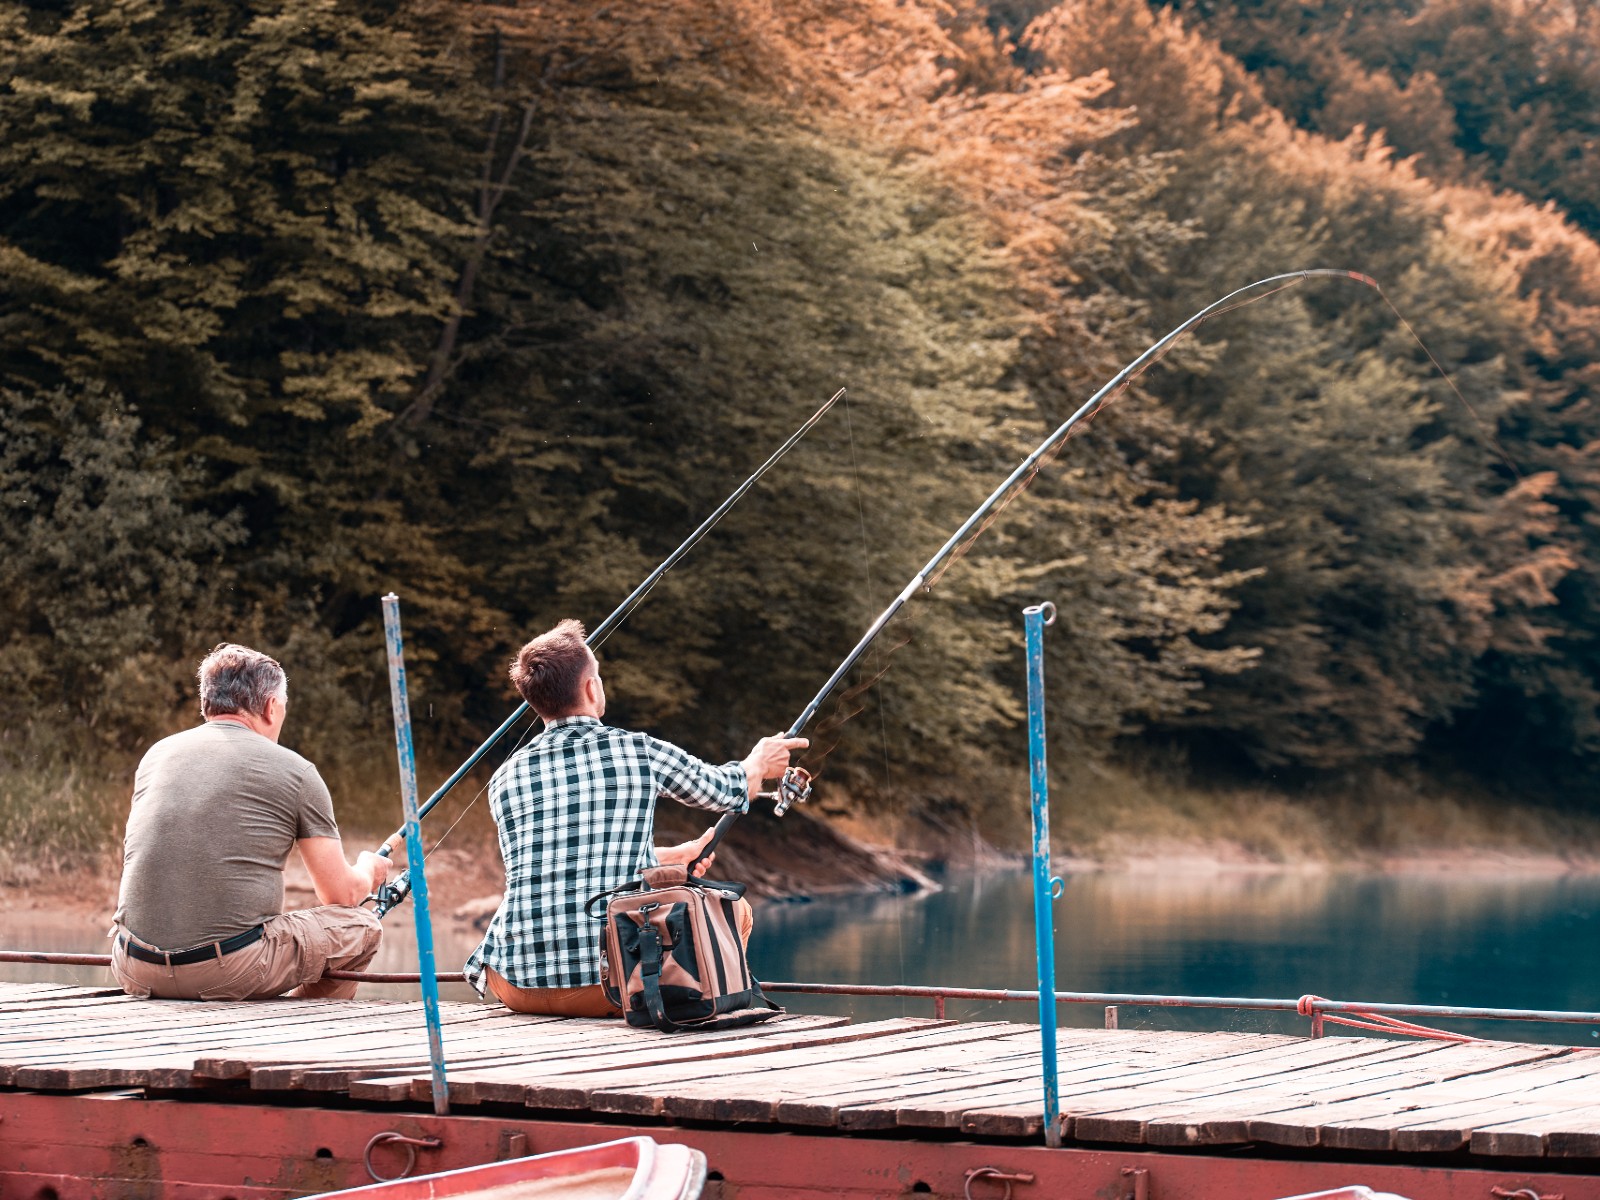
[198,643,287,719]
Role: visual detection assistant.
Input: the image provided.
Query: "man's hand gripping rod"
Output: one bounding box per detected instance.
[371,388,845,918]
[687,271,1381,873]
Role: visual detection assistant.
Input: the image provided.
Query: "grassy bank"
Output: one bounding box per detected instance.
[7,741,1599,894]
[832,758,1600,874]
[1047,761,1600,868]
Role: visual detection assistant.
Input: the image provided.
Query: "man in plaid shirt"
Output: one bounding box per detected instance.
[465,619,807,1017]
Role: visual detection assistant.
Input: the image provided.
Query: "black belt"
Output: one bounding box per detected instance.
[120,924,264,967]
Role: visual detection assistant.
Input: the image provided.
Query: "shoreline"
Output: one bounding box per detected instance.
[4,833,1597,926]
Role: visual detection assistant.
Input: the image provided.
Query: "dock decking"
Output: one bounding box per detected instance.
[3,980,1598,1161]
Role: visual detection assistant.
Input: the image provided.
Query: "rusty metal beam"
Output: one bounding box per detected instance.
[4,1092,1598,1200]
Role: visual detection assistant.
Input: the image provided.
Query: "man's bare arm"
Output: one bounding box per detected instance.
[298,837,390,907]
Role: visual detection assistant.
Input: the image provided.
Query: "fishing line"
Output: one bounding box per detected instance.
[840,388,910,990]
[417,711,542,864]
[1373,290,1523,482]
[688,268,1521,871]
[372,388,846,917]
[840,390,897,796]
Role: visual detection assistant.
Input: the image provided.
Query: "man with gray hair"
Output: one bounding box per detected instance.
[110,643,390,1001]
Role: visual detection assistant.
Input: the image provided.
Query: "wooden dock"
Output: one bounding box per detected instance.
[3,980,1599,1151]
[4,980,1600,1199]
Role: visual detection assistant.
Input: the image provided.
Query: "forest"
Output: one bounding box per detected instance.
[4,0,1600,868]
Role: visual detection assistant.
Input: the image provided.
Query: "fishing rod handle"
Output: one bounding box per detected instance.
[686,810,741,876]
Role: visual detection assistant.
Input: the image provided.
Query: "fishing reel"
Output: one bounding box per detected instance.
[371,869,413,919]
[766,766,812,817]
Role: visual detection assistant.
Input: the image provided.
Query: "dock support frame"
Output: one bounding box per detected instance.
[1023,600,1062,1148]
[381,593,450,1116]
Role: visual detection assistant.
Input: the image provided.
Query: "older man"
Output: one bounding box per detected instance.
[110,643,390,1001]
[465,620,806,1017]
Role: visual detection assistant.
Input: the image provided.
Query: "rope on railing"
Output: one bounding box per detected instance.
[1297,994,1479,1042]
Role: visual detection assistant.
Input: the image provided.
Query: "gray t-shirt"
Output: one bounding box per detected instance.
[113,721,340,948]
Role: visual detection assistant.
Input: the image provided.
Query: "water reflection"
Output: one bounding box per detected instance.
[3,869,1597,1045]
[747,869,1600,1045]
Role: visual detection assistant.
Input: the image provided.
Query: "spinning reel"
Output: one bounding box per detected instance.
[370,870,412,919]
[764,765,813,817]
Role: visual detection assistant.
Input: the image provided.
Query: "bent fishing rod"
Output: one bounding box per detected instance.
[372,386,846,917]
[690,269,1379,870]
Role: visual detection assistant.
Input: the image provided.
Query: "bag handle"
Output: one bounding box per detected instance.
[588,871,749,920]
[637,925,684,1033]
[585,878,645,920]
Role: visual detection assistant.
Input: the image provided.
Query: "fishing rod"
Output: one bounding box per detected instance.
[373,386,846,917]
[689,270,1379,870]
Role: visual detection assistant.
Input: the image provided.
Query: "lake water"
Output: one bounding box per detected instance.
[4,868,1597,1046]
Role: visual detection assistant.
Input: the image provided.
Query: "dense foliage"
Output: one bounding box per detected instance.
[4,0,1600,839]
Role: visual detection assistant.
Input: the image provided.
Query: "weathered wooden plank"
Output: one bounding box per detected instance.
[404,1014,902,1106]
[715,1025,1142,1131]
[584,1023,1029,1121]
[250,1018,641,1090]
[762,1034,1052,1129]
[397,1014,864,1106]
[950,1041,1455,1143]
[506,1022,1014,1121]
[1049,1039,1448,1145]
[1470,1104,1600,1159]
[1245,1045,1569,1148]
[0,984,126,1012]
[1132,1041,1505,1148]
[288,1015,851,1094]
[784,1035,1180,1131]
[884,1033,1403,1141]
[240,1013,584,1089]
[1286,1046,1589,1152]
[2,998,469,1060]
[12,1052,216,1090]
[0,1004,502,1090]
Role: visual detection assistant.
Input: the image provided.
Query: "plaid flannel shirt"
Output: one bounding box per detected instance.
[464,715,749,992]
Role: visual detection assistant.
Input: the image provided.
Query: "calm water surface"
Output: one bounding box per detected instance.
[4,868,1597,1045]
[748,868,1600,1044]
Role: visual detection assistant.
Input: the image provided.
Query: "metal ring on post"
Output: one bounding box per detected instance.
[1021,602,1057,627]
[364,1133,442,1182]
[964,1167,1035,1200]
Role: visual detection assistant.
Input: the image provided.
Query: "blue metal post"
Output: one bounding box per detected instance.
[1023,601,1061,1148]
[381,593,449,1116]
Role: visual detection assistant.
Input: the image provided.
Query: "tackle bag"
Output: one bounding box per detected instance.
[587,864,782,1033]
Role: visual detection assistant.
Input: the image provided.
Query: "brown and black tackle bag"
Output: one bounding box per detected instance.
[587,864,782,1033]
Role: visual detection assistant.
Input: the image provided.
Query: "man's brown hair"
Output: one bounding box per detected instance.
[509,619,592,717]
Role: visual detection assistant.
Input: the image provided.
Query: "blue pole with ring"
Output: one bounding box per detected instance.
[381,593,449,1116]
[1023,601,1062,1148]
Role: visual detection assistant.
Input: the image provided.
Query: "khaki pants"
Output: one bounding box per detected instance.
[485,896,754,1017]
[111,907,382,1001]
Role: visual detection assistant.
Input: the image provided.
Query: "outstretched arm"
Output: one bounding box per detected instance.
[298,837,390,907]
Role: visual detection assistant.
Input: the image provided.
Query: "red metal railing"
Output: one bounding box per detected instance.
[5,950,1598,1041]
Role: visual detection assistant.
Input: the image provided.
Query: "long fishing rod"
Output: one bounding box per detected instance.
[373,386,846,917]
[690,270,1379,870]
